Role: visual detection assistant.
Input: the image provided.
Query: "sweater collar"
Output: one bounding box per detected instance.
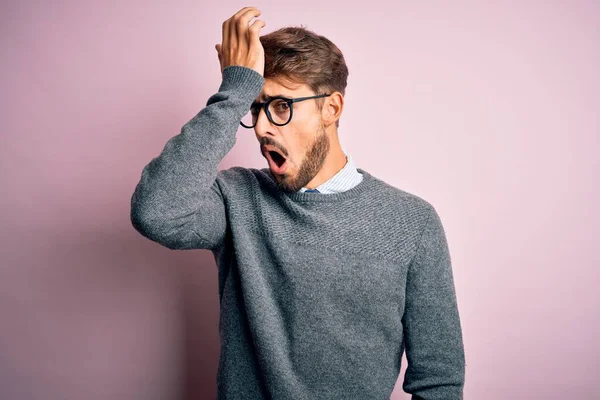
[298,149,362,194]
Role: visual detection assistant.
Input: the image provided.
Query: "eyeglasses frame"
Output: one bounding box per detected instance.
[240,93,332,128]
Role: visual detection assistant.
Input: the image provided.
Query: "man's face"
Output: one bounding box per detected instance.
[254,78,330,193]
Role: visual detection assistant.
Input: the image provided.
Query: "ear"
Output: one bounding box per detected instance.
[322,92,344,127]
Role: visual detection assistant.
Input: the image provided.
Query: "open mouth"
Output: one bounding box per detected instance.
[263,146,289,175]
[269,150,286,168]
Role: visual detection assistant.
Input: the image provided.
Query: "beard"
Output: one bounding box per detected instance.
[274,121,330,193]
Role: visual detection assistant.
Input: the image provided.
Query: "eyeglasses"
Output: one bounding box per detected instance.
[240,94,331,128]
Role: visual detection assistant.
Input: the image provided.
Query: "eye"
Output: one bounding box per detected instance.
[275,102,289,111]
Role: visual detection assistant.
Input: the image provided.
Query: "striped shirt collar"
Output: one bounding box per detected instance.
[298,149,363,194]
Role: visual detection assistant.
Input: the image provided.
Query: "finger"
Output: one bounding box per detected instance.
[248,19,266,43]
[228,6,256,49]
[232,6,256,20]
[233,8,261,47]
[222,18,231,54]
[215,44,222,71]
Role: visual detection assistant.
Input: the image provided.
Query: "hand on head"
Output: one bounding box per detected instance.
[216,7,266,77]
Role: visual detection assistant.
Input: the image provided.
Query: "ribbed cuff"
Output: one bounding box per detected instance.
[220,66,265,100]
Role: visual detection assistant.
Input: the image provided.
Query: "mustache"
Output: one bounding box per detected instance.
[260,140,287,157]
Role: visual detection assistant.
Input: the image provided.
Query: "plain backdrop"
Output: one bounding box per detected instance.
[1,1,599,399]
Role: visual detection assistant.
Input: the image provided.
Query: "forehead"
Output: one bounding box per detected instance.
[256,78,311,102]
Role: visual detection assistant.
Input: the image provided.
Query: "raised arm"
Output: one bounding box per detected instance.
[401,205,466,399]
[130,66,264,250]
[130,7,267,250]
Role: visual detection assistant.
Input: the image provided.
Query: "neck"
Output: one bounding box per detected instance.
[304,135,347,190]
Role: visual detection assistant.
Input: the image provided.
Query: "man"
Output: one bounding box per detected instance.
[130,6,465,399]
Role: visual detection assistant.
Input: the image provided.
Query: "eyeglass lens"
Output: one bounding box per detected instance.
[241,99,291,128]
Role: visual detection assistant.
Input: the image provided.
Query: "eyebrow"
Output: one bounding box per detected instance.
[253,94,290,106]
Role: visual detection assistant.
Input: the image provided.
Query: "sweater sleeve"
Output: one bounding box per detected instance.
[130,66,264,250]
[401,205,466,399]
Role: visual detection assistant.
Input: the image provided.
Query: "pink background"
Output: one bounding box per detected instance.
[2,1,599,399]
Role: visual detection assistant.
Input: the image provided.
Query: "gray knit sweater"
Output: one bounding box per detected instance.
[130,66,465,399]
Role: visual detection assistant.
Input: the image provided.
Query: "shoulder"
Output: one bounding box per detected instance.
[368,172,437,220]
[364,171,449,246]
[367,174,451,261]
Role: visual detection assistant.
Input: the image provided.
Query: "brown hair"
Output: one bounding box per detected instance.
[259,26,349,128]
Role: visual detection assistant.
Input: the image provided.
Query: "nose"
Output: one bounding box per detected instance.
[254,106,273,134]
